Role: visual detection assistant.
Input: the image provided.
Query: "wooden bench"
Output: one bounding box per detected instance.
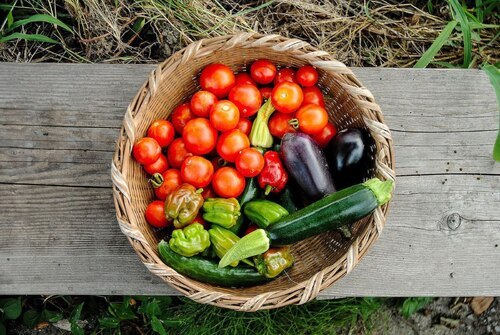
[0,64,498,298]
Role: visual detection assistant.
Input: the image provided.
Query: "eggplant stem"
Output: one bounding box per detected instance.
[149,173,164,188]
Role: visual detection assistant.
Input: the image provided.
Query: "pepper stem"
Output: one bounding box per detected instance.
[196,188,204,194]
[149,173,164,188]
[264,184,273,196]
[288,118,299,129]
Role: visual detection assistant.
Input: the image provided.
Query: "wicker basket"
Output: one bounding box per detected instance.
[111,33,395,311]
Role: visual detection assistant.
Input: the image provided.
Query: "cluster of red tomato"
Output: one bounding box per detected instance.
[132,60,337,228]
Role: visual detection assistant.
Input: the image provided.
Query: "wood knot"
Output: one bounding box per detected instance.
[446,213,462,230]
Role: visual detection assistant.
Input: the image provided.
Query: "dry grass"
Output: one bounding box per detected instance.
[0,0,498,66]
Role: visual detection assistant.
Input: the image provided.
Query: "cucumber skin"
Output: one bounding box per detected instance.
[158,241,270,287]
[267,185,378,246]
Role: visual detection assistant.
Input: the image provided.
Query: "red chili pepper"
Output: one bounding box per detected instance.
[258,151,288,195]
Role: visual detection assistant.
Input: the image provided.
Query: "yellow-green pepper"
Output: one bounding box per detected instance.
[254,247,294,278]
[169,223,210,257]
[165,183,204,228]
[202,198,240,229]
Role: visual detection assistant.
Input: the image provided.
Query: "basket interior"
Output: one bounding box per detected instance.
[126,46,377,296]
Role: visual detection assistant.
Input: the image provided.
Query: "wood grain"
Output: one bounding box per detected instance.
[0,64,498,296]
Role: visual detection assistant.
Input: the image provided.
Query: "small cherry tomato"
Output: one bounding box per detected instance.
[133,137,161,165]
[191,214,209,229]
[145,200,169,228]
[235,72,256,86]
[201,186,216,200]
[171,103,195,135]
[212,167,246,198]
[294,104,329,134]
[236,118,252,135]
[182,118,218,155]
[216,129,250,162]
[228,84,262,118]
[154,169,182,200]
[259,87,272,100]
[181,155,214,188]
[271,82,304,114]
[268,112,296,138]
[302,86,325,108]
[235,148,265,177]
[245,224,258,235]
[209,100,240,132]
[167,138,192,168]
[250,59,277,85]
[147,120,175,147]
[143,154,169,175]
[311,122,337,148]
[274,68,296,85]
[200,63,235,98]
[296,65,319,87]
[190,91,218,117]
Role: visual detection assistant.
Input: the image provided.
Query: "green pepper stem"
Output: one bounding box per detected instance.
[149,173,164,188]
[264,184,273,196]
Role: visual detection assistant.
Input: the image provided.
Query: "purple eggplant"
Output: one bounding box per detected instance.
[280,132,336,200]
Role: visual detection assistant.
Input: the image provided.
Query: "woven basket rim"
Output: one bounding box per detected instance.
[111,32,396,311]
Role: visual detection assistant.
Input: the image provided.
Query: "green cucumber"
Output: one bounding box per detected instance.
[267,178,393,246]
[158,240,270,287]
[238,177,261,207]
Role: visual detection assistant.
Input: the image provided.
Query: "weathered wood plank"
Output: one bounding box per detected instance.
[0,64,498,297]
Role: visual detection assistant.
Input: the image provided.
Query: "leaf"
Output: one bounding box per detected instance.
[0,322,5,335]
[7,11,13,29]
[415,21,457,68]
[0,33,60,44]
[7,14,73,33]
[447,0,472,67]
[41,309,63,323]
[131,17,145,34]
[69,302,84,323]
[22,309,40,328]
[0,297,22,320]
[401,297,433,318]
[109,301,136,321]
[70,322,84,335]
[99,316,120,329]
[482,64,500,161]
[151,316,167,335]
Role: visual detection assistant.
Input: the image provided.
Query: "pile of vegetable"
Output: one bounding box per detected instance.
[132,60,393,286]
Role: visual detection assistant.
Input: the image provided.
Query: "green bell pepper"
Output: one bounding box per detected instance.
[202,198,241,229]
[169,223,210,257]
[243,199,289,229]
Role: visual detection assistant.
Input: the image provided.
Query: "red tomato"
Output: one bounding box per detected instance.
[271,82,304,114]
[250,59,277,85]
[143,154,169,175]
[235,148,265,177]
[167,138,192,168]
[190,91,218,117]
[191,214,209,229]
[133,137,161,165]
[274,68,296,85]
[171,103,195,135]
[154,169,182,200]
[182,118,218,155]
[296,65,319,87]
[245,224,258,235]
[235,72,256,86]
[209,100,240,132]
[145,200,169,228]
[181,155,214,188]
[216,129,250,162]
[295,104,329,134]
[311,123,337,148]
[302,86,325,108]
[147,120,175,147]
[259,87,272,100]
[212,167,246,198]
[201,186,216,200]
[236,118,252,135]
[228,84,262,118]
[268,112,296,138]
[200,63,235,98]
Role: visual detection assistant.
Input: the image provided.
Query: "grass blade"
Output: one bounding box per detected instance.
[414,21,457,68]
[476,0,483,23]
[0,32,60,44]
[482,64,500,161]
[447,0,472,67]
[7,14,73,33]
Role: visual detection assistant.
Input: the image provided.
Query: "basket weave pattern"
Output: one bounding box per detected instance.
[111,33,395,311]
